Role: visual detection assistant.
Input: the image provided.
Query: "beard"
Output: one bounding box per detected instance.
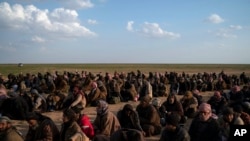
[31,123,39,130]
[0,127,8,133]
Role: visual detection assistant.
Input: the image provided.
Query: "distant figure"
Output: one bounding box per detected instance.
[87,82,104,106]
[30,89,47,113]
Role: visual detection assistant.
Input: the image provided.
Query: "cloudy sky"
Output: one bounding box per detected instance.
[0,0,249,64]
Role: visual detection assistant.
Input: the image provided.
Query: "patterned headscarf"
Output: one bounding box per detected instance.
[96,100,109,116]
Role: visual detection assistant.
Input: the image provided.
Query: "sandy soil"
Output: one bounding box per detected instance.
[11,91,215,141]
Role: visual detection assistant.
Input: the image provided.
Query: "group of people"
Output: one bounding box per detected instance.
[0,70,250,141]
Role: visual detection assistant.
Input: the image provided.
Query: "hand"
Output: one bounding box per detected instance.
[142,131,146,136]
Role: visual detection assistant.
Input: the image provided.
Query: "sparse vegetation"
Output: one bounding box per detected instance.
[1,64,250,76]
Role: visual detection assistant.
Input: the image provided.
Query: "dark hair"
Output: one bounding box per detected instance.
[71,105,84,114]
[26,112,46,121]
[222,107,234,115]
[63,109,76,122]
[165,113,181,126]
[123,104,133,112]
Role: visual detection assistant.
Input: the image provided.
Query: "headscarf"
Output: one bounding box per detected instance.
[199,103,212,113]
[96,100,109,116]
[152,98,161,107]
[0,116,12,123]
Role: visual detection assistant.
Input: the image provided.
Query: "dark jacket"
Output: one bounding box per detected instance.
[117,105,143,132]
[25,116,60,141]
[189,117,221,141]
[159,126,190,141]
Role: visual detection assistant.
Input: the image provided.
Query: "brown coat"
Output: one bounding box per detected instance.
[0,126,24,141]
[93,111,121,136]
[25,117,60,141]
[60,121,89,141]
[136,104,162,136]
[87,88,103,105]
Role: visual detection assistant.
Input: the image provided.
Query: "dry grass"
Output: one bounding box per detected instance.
[1,64,250,76]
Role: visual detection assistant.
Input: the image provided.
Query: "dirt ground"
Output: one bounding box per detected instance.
[12,91,216,141]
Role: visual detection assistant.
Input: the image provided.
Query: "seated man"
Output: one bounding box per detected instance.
[0,116,24,141]
[136,95,162,137]
[189,103,221,141]
[159,113,190,141]
[92,100,121,140]
[180,91,198,118]
[207,91,227,115]
[117,104,145,135]
[71,105,95,139]
[25,112,60,141]
[110,128,144,141]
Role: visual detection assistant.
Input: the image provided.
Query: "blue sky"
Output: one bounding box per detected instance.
[0,0,249,64]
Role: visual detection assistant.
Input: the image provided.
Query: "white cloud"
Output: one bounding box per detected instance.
[139,22,180,39]
[126,21,134,31]
[230,25,242,30]
[0,2,96,38]
[213,25,243,39]
[205,14,224,24]
[126,21,180,39]
[87,19,97,25]
[58,0,94,10]
[216,32,237,38]
[32,36,45,43]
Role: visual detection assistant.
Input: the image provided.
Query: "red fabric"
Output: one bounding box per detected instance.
[78,114,95,139]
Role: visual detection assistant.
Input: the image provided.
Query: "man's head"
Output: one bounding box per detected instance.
[0,116,12,132]
[96,100,109,115]
[122,104,134,116]
[222,107,234,123]
[26,112,40,130]
[71,105,84,119]
[63,109,76,123]
[140,95,151,107]
[30,89,39,97]
[167,93,176,104]
[165,113,180,132]
[213,91,221,101]
[0,84,7,99]
[198,103,212,121]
